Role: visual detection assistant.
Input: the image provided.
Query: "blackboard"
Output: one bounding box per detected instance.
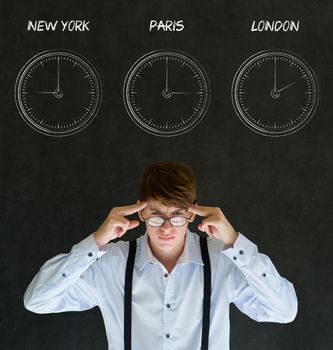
[1,0,332,349]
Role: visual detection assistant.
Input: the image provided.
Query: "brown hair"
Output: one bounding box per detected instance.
[139,161,197,209]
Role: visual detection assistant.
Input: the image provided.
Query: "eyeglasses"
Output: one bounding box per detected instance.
[142,215,192,227]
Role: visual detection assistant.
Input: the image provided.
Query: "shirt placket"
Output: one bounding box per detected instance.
[162,270,175,350]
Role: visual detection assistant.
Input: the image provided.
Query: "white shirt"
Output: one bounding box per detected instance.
[24,231,298,350]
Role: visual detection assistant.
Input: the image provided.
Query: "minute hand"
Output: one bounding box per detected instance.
[277,81,296,93]
[57,57,60,92]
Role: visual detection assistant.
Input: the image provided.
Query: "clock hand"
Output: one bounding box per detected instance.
[165,57,169,91]
[162,90,201,98]
[277,81,296,93]
[273,57,277,92]
[32,89,64,98]
[57,57,60,91]
[170,91,202,95]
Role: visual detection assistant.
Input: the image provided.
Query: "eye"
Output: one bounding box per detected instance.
[148,217,164,226]
[171,216,184,222]
[169,216,187,227]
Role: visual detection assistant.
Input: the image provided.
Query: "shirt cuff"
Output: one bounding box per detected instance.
[72,233,108,260]
[222,232,259,268]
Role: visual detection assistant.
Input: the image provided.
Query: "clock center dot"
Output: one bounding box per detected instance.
[54,89,64,99]
[270,89,280,99]
[162,89,172,99]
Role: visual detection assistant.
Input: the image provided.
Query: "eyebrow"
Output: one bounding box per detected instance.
[150,208,184,214]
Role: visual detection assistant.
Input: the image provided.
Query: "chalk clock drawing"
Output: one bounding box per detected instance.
[15,49,102,137]
[123,49,210,137]
[231,50,319,137]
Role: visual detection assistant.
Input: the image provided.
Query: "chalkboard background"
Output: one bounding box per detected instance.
[1,0,332,349]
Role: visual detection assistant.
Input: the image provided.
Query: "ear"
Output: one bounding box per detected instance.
[188,214,196,223]
[137,199,144,221]
[188,202,197,222]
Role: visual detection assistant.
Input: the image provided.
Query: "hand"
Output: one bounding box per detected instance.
[57,57,60,93]
[188,205,238,245]
[94,202,147,247]
[169,91,201,95]
[165,57,169,91]
[276,81,296,93]
[273,57,277,93]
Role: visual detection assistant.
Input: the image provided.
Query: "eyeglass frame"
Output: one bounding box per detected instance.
[142,214,193,227]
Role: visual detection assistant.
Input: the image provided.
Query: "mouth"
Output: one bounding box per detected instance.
[158,236,175,241]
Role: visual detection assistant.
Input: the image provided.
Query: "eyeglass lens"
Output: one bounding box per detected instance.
[147,216,187,227]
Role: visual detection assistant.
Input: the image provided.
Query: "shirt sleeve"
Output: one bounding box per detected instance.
[23,233,108,314]
[222,232,298,323]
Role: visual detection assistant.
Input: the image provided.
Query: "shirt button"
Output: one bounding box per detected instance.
[262,273,266,277]
[239,250,244,255]
[166,304,171,308]
[88,252,93,257]
[164,273,168,278]
[233,256,237,260]
[166,334,170,338]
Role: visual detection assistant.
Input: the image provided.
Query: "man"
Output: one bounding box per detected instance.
[24,161,297,350]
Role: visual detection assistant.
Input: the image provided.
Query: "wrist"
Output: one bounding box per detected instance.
[93,231,109,248]
[225,230,238,246]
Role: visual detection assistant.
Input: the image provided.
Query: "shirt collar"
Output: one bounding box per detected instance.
[136,230,204,271]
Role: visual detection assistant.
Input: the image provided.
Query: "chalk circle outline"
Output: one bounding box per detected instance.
[123,49,211,137]
[231,49,319,137]
[14,49,103,137]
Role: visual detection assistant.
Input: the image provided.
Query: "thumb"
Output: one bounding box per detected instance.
[128,220,140,230]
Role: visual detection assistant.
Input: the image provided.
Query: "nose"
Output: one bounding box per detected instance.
[160,219,173,232]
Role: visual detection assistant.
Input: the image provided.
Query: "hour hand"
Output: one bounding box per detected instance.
[32,88,64,98]
[162,90,202,99]
[271,81,296,99]
[33,91,56,94]
[277,81,296,93]
[170,91,201,95]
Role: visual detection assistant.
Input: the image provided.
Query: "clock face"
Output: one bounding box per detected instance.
[231,50,319,137]
[123,50,210,137]
[15,49,102,137]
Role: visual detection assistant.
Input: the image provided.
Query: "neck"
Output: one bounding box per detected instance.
[148,236,186,273]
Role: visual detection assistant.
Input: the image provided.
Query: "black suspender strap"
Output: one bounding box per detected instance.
[124,239,137,350]
[124,236,211,350]
[200,236,211,350]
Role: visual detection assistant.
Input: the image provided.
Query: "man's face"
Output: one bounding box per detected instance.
[138,199,195,252]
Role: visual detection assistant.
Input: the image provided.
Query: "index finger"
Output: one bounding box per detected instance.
[188,205,219,217]
[115,202,147,216]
